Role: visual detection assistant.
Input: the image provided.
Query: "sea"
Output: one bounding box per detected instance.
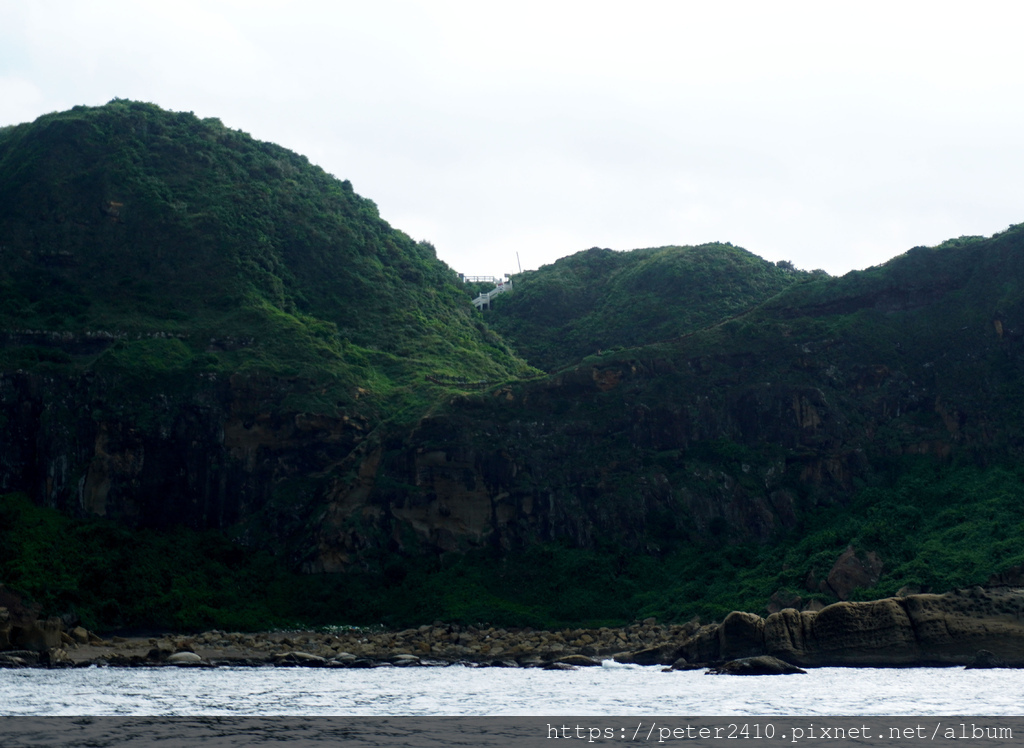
[2,663,1022,746]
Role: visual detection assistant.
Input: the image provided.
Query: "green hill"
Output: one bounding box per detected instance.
[4,100,1024,634]
[0,99,531,418]
[486,243,819,371]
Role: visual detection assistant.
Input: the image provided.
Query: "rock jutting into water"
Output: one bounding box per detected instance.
[706,655,807,675]
[676,586,1024,668]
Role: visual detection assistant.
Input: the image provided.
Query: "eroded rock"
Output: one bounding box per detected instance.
[679,588,1024,667]
[12,617,63,652]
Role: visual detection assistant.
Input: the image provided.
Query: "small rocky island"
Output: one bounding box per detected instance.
[4,586,1024,672]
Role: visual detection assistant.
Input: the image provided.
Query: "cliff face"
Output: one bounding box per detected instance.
[0,368,368,542]
[6,235,1012,575]
[303,357,939,568]
[305,228,1024,570]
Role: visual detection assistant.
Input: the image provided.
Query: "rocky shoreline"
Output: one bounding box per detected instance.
[0,617,695,671]
[5,587,1024,672]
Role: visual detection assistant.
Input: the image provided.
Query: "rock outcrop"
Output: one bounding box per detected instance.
[11,616,63,652]
[677,587,1024,667]
[0,587,66,653]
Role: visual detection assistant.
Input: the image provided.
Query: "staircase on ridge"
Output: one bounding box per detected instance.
[470,278,513,310]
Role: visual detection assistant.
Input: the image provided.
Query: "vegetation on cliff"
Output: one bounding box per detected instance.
[485,244,820,371]
[4,458,1024,631]
[0,99,532,419]
[332,223,1024,627]
[3,100,1024,634]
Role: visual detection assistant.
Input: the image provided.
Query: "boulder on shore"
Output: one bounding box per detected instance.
[964,649,1008,669]
[707,656,806,675]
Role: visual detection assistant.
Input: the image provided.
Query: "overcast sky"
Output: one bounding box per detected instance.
[3,1,1024,278]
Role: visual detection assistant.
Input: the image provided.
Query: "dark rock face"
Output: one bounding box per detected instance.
[306,359,869,566]
[678,588,1024,667]
[0,370,366,540]
[0,311,1016,574]
[302,340,962,566]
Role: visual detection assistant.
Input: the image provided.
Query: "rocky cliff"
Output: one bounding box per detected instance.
[308,245,1024,567]
[0,367,369,540]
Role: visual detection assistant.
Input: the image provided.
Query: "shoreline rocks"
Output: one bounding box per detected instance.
[6,586,1024,670]
[677,587,1024,668]
[0,618,700,670]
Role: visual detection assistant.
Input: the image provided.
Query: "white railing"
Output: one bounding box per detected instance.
[472,279,513,310]
[461,275,503,284]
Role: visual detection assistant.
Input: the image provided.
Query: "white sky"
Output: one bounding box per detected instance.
[2,0,1024,277]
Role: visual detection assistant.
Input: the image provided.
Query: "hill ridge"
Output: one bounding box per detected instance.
[485,242,820,371]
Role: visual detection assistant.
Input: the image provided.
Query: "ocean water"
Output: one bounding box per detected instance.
[1,661,1022,716]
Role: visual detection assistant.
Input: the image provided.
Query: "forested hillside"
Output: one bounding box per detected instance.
[2,101,1024,633]
[0,99,531,416]
[369,227,1024,625]
[485,244,819,371]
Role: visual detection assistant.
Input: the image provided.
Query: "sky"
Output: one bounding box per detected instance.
[2,1,1024,278]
